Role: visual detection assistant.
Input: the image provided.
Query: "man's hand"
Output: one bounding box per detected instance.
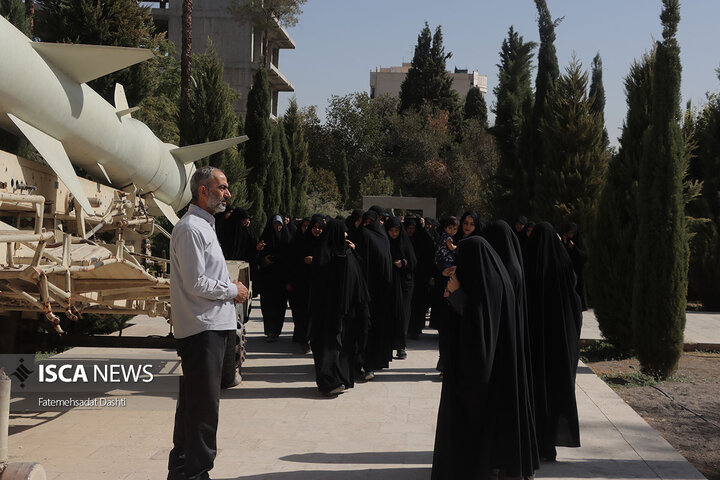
[233,281,249,303]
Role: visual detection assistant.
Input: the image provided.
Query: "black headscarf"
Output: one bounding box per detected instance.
[385,216,417,274]
[345,209,365,243]
[222,208,256,261]
[563,222,589,311]
[523,221,582,456]
[259,214,291,260]
[455,211,483,242]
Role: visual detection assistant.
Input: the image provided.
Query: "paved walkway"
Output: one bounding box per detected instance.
[6,301,709,479]
[581,310,720,346]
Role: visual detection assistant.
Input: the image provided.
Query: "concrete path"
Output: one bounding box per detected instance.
[6,301,708,479]
[581,310,720,346]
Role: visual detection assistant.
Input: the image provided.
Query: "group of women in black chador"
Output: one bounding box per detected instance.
[216,205,585,480]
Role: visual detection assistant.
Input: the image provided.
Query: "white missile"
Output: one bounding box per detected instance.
[0,15,247,222]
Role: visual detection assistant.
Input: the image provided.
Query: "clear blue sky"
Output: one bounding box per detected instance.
[277,0,720,147]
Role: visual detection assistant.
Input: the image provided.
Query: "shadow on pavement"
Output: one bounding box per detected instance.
[279,451,432,464]
[218,467,431,480]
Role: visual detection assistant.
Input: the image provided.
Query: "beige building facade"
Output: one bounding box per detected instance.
[152,0,295,119]
[369,62,487,100]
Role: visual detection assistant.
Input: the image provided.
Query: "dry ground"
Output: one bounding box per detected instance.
[585,351,720,480]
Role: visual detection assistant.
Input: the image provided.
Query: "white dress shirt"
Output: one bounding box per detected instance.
[170,204,238,339]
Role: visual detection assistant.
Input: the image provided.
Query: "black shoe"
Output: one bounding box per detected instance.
[363,370,375,381]
[323,385,345,396]
[302,342,311,354]
[397,349,407,360]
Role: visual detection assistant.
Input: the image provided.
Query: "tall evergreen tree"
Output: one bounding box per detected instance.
[632,0,687,378]
[589,53,610,150]
[463,86,488,128]
[491,26,536,219]
[534,56,607,229]
[183,43,248,206]
[279,119,293,213]
[245,66,272,228]
[180,0,192,144]
[265,123,284,217]
[284,99,310,216]
[1,0,30,36]
[528,0,561,208]
[399,23,457,113]
[591,51,654,352]
[337,151,350,208]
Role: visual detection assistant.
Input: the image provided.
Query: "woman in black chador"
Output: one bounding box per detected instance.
[256,214,291,341]
[309,219,371,395]
[357,210,393,379]
[481,220,540,476]
[288,214,326,351]
[432,236,532,480]
[405,217,435,338]
[385,216,417,359]
[562,222,589,311]
[523,222,583,461]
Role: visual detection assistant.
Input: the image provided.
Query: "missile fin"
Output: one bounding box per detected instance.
[96,162,112,183]
[169,136,249,165]
[7,113,94,214]
[113,83,140,118]
[149,195,180,226]
[32,43,153,84]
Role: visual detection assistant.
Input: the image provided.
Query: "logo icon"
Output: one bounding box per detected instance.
[10,358,33,388]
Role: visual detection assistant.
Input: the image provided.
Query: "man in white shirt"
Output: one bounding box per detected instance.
[168,166,249,480]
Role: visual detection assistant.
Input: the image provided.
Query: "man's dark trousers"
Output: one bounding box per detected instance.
[168,330,231,480]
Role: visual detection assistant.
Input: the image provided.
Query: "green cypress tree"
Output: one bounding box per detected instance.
[534,56,607,229]
[245,65,272,228]
[1,0,30,36]
[589,53,610,150]
[399,23,457,113]
[491,26,536,219]
[632,0,687,378]
[264,123,284,218]
[284,99,310,216]
[278,119,293,213]
[464,86,488,128]
[180,43,248,206]
[528,0,561,208]
[591,51,654,352]
[337,151,350,208]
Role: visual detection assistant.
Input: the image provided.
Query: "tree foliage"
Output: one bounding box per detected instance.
[591,51,654,352]
[399,22,458,114]
[534,56,608,229]
[182,42,248,207]
[491,26,536,220]
[589,53,610,150]
[463,86,488,128]
[631,0,687,378]
[245,65,272,227]
[283,99,311,216]
[1,0,31,36]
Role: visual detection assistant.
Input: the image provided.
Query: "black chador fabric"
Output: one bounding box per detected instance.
[406,217,436,337]
[222,208,257,262]
[523,221,582,459]
[345,209,365,245]
[431,236,526,479]
[564,223,589,311]
[425,217,441,244]
[481,220,540,476]
[288,214,326,344]
[455,211,484,243]
[385,217,416,351]
[358,210,393,371]
[309,220,371,392]
[257,215,291,337]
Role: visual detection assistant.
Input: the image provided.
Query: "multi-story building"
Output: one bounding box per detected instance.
[151,0,294,119]
[370,62,487,100]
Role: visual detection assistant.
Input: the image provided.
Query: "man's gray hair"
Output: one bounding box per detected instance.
[190,166,219,202]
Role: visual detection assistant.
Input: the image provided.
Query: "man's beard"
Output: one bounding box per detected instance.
[209,191,226,214]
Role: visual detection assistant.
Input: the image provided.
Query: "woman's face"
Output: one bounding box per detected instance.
[387,226,400,239]
[354,217,362,229]
[405,223,416,237]
[311,223,323,237]
[273,221,283,232]
[462,217,475,236]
